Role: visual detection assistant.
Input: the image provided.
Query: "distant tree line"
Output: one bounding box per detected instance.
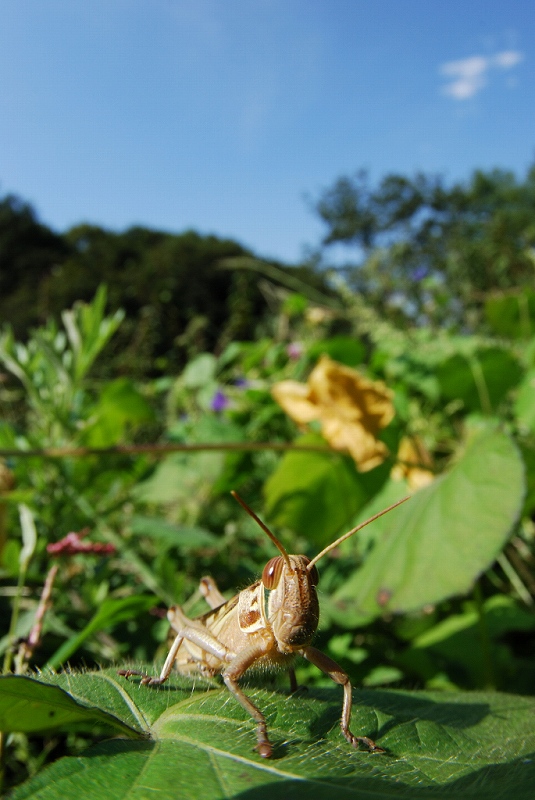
[314,162,535,328]
[0,193,330,376]
[2,160,534,376]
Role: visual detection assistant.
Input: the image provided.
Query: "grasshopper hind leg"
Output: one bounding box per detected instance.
[199,576,227,609]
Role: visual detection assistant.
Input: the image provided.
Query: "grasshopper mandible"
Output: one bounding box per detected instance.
[120,492,409,757]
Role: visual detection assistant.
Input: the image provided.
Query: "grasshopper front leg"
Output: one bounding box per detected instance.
[222,638,275,758]
[302,646,384,753]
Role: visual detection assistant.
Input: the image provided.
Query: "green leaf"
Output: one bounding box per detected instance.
[129,516,218,550]
[6,669,535,799]
[405,594,535,689]
[485,289,535,339]
[435,347,523,413]
[135,415,244,505]
[514,368,535,433]
[339,478,411,558]
[84,378,154,446]
[46,595,156,669]
[263,434,368,545]
[182,353,217,388]
[332,426,524,622]
[0,674,142,737]
[308,336,366,367]
[61,285,124,382]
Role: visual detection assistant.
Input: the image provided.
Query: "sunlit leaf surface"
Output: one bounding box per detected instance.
[3,669,535,800]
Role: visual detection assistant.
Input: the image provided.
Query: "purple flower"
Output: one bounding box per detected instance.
[412,266,429,282]
[234,377,249,388]
[211,389,229,413]
[286,342,303,360]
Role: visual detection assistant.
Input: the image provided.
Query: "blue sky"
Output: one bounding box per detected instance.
[1,0,533,264]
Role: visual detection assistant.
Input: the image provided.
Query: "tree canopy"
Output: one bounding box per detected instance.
[0,194,330,376]
[315,164,535,328]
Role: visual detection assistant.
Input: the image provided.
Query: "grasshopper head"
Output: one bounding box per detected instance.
[230,490,410,654]
[262,554,320,652]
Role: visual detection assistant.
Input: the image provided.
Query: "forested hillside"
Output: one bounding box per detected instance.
[0,193,332,376]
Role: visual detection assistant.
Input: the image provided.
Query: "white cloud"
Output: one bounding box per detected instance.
[440,49,524,100]
[492,50,523,69]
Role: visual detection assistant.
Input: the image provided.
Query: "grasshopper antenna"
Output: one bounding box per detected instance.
[307,495,411,571]
[231,490,293,570]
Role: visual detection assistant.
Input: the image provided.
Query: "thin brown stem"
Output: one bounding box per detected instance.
[15,565,59,673]
[0,441,330,459]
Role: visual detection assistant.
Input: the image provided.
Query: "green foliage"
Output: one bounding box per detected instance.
[314,164,535,328]
[0,195,70,335]
[435,347,523,413]
[1,200,535,794]
[46,595,156,670]
[2,670,535,799]
[485,288,535,339]
[0,674,142,738]
[0,191,333,378]
[264,433,369,545]
[331,427,524,623]
[0,285,124,439]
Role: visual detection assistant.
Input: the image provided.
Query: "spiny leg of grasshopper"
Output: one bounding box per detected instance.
[121,621,275,755]
[120,605,233,685]
[118,577,274,755]
[303,645,384,753]
[222,641,275,758]
[119,578,228,683]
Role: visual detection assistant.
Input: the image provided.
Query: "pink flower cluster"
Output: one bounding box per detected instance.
[47,528,116,557]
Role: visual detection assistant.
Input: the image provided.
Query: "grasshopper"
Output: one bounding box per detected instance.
[120,492,409,757]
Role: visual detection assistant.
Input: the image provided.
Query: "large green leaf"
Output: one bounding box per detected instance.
[435,347,522,413]
[4,669,535,799]
[331,426,524,623]
[485,289,535,339]
[0,674,142,737]
[263,434,368,545]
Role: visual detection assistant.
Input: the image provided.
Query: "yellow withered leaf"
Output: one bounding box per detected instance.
[391,436,435,490]
[272,355,395,471]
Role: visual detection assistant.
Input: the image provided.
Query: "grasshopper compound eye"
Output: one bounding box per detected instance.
[262,556,285,589]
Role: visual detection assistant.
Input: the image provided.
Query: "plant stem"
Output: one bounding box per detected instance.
[473,581,495,689]
[3,567,26,675]
[0,731,5,796]
[0,441,331,459]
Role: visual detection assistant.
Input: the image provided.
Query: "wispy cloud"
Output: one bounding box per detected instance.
[440,50,524,100]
